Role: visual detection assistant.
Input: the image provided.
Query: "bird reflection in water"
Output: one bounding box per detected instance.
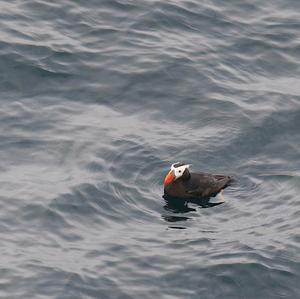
[162,194,224,225]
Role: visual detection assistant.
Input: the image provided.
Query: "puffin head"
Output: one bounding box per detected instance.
[164,162,191,186]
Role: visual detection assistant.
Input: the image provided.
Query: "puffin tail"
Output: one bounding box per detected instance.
[214,174,236,189]
[226,175,236,187]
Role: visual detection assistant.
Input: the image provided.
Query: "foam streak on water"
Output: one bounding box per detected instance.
[0,0,300,298]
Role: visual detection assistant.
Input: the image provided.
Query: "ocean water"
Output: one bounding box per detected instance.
[0,0,300,298]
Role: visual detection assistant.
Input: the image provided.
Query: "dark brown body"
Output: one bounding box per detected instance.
[164,168,234,199]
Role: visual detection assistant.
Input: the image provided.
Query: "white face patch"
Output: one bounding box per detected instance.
[171,163,191,180]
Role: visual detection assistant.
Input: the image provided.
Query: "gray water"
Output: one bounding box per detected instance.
[0,0,300,298]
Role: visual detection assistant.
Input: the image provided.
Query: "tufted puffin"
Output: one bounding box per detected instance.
[164,162,234,200]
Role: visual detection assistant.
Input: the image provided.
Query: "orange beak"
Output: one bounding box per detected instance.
[164,170,175,186]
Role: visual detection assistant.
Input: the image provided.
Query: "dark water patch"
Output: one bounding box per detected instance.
[167,225,187,229]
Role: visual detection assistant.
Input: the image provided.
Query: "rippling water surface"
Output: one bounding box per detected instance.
[0,0,300,298]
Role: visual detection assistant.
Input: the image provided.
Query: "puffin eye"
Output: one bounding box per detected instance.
[179,170,182,173]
